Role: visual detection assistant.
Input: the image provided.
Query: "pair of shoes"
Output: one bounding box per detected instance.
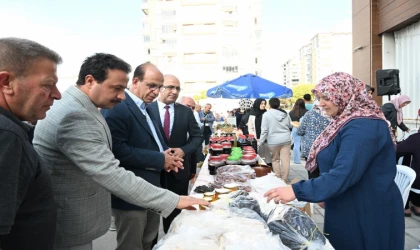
[411,206,420,217]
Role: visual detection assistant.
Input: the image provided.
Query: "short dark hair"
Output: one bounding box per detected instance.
[0,37,62,77]
[76,53,131,85]
[269,98,280,109]
[303,94,311,101]
[133,62,152,81]
[369,87,375,93]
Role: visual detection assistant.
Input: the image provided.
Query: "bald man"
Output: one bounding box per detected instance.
[148,75,203,233]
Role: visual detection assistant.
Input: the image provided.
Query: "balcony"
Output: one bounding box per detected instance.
[142,0,149,15]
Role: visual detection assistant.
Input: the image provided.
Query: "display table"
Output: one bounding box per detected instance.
[154,155,334,250]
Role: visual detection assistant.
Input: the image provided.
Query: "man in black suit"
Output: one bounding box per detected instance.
[101,63,184,250]
[148,74,203,233]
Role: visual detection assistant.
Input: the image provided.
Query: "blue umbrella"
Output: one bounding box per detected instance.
[206,74,293,99]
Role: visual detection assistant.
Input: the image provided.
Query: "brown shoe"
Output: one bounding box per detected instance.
[411,206,420,217]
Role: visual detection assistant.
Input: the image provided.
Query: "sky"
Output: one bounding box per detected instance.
[0,0,351,91]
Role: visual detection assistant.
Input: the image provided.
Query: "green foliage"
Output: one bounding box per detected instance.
[193,90,207,101]
[291,84,316,103]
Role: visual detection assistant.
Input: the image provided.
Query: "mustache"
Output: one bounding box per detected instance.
[111,100,121,104]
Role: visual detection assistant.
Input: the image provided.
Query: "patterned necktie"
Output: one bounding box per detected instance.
[164,105,170,140]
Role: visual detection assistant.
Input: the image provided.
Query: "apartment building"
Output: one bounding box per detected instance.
[310,32,352,84]
[281,56,301,88]
[299,43,312,84]
[281,32,352,86]
[141,0,262,96]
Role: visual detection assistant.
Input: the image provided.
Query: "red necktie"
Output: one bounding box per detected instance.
[164,105,170,140]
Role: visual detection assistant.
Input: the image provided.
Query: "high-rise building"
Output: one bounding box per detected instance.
[311,32,352,84]
[141,0,262,96]
[299,43,312,84]
[281,56,301,88]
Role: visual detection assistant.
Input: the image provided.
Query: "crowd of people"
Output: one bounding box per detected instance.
[1,37,418,250]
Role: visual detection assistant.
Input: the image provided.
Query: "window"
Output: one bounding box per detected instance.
[222,66,238,73]
[161,9,176,17]
[143,35,150,42]
[255,30,262,39]
[255,57,258,64]
[222,47,238,58]
[162,24,177,34]
[182,23,216,34]
[183,52,217,63]
[162,39,177,45]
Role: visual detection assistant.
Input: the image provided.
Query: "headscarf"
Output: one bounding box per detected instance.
[389,95,411,125]
[305,72,394,173]
[250,98,266,138]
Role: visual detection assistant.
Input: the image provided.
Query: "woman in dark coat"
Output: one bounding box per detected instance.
[397,131,420,217]
[381,95,411,137]
[264,72,405,250]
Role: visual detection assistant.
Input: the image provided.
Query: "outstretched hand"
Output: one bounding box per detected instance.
[264,185,296,204]
[176,196,210,210]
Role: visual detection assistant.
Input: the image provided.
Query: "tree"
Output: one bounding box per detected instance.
[291,84,316,103]
[193,90,207,102]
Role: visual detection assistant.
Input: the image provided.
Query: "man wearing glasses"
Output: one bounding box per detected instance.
[148,75,203,233]
[101,63,187,250]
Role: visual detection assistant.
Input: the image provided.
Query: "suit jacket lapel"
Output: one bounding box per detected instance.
[125,94,154,137]
[149,102,168,144]
[171,103,182,142]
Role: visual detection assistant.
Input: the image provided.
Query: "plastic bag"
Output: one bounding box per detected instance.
[265,206,327,250]
[250,173,287,195]
[154,209,290,250]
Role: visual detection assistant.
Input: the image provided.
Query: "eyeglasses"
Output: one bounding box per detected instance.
[143,82,163,91]
[160,85,181,92]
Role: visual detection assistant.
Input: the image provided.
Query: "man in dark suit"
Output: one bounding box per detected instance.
[148,75,203,233]
[101,63,184,250]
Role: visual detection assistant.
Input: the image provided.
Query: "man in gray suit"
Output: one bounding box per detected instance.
[33,53,208,250]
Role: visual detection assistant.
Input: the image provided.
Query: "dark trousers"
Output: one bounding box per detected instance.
[161,173,189,233]
[203,132,212,145]
[406,192,420,209]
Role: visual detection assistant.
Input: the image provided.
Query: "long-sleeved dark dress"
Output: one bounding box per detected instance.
[292,118,405,250]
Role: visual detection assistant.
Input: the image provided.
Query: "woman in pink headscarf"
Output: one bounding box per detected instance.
[264,72,404,250]
[381,95,411,136]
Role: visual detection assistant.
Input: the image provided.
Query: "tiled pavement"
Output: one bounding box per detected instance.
[93,162,420,250]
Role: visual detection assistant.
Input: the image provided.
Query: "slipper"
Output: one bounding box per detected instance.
[411,206,420,217]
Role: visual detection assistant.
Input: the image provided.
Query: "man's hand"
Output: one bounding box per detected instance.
[189,173,196,180]
[163,149,184,173]
[171,148,185,158]
[264,185,296,204]
[176,196,209,209]
[201,117,206,121]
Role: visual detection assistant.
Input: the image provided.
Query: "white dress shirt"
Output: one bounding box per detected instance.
[125,90,164,152]
[157,101,175,137]
[194,110,203,128]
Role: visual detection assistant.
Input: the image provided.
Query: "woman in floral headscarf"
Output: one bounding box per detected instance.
[381,95,411,137]
[264,72,404,250]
